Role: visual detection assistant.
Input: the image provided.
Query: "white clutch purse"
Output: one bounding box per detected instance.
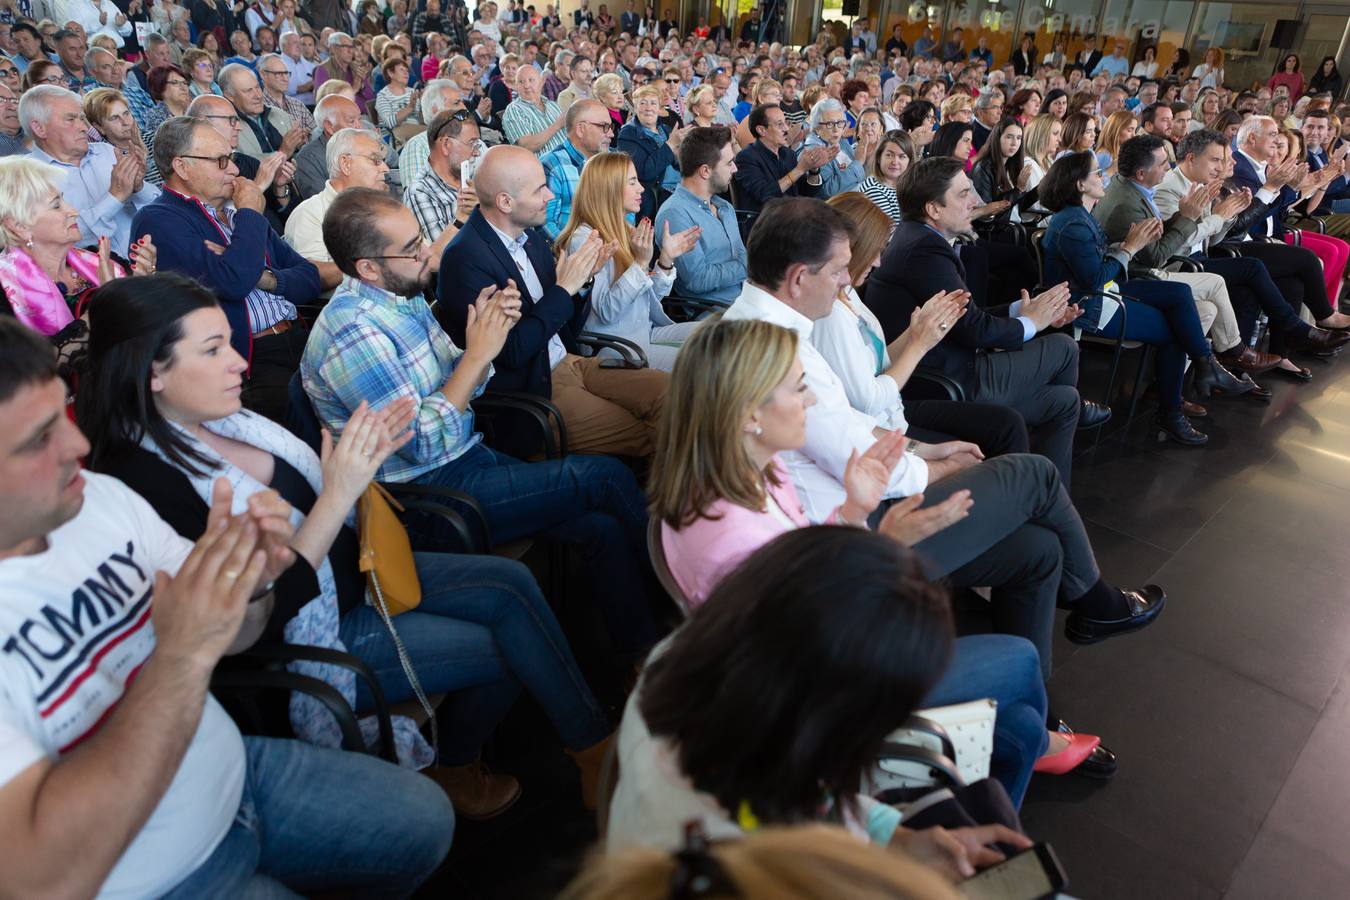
[867,699,997,795]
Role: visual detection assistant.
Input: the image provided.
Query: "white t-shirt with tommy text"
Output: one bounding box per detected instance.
[0,472,246,899]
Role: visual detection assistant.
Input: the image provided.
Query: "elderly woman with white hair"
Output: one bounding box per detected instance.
[0,156,155,367]
[802,97,866,198]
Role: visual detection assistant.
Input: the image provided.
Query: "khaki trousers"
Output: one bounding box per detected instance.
[1165,270,1242,353]
[550,354,669,457]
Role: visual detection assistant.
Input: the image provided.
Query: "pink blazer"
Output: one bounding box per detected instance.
[661,457,813,612]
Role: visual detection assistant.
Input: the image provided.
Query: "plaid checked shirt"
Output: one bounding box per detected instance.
[300,276,490,483]
[540,139,586,238]
[404,167,459,243]
[121,80,157,131]
[264,88,317,135]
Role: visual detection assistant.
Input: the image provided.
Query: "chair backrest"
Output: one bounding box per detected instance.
[646,516,691,616]
[285,372,324,454]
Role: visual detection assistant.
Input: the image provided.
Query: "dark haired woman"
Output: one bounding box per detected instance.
[609,526,1042,859]
[1308,56,1342,99]
[75,273,616,818]
[970,118,1027,213]
[1038,152,1252,446]
[1268,53,1304,101]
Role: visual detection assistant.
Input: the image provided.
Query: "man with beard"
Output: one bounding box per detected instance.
[652,125,745,303]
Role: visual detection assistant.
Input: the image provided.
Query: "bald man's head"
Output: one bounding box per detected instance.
[187,93,242,147]
[475,144,552,231]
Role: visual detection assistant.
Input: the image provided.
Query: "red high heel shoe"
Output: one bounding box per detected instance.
[1033,731,1102,775]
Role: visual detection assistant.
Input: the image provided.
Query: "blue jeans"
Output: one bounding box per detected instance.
[162,736,454,899]
[922,634,1048,809]
[339,552,611,764]
[1095,280,1209,410]
[409,442,658,657]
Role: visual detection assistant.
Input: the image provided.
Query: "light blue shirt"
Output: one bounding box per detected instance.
[1129,178,1163,218]
[1092,55,1129,78]
[29,142,160,256]
[653,184,746,303]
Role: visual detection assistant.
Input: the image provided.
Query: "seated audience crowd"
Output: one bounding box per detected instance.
[0,6,1347,895]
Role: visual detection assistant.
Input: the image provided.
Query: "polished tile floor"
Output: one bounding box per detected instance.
[423,345,1350,899]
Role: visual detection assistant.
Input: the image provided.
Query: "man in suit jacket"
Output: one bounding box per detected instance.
[135,117,320,422]
[218,62,306,163]
[438,145,670,457]
[731,103,831,214]
[619,0,640,34]
[865,157,1106,484]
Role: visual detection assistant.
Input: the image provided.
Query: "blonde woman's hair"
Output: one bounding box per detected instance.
[940,93,970,119]
[593,72,626,103]
[1021,113,1060,167]
[800,83,825,113]
[753,77,781,103]
[1097,109,1137,160]
[561,824,961,900]
[827,192,892,285]
[0,157,64,250]
[556,151,638,276]
[648,318,799,528]
[631,82,664,104]
[82,86,130,127]
[685,83,714,117]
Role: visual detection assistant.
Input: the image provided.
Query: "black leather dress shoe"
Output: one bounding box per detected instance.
[1065,584,1167,644]
[1290,327,1350,357]
[1077,399,1111,429]
[1051,721,1118,780]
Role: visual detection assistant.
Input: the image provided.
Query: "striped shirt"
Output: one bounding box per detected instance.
[301,276,489,483]
[264,88,316,135]
[374,86,417,136]
[859,176,901,225]
[404,166,459,242]
[501,95,565,153]
[202,203,296,332]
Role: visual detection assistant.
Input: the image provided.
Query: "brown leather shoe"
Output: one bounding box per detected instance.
[1290,327,1350,356]
[1181,399,1208,417]
[423,760,522,820]
[567,732,616,811]
[1219,345,1282,375]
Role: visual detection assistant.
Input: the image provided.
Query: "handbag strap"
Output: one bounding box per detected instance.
[367,570,440,764]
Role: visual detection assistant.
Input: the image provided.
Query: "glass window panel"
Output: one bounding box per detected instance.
[1190,2,1290,91]
[1099,0,1193,77]
[1017,0,1109,70]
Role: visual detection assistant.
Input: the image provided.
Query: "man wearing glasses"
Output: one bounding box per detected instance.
[187,93,297,226]
[218,63,307,163]
[971,90,1004,152]
[314,32,374,115]
[405,108,480,262]
[133,115,320,421]
[539,98,611,237]
[258,51,316,135]
[284,127,390,292]
[0,81,20,156]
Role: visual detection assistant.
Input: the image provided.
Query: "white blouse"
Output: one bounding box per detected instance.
[809,286,909,433]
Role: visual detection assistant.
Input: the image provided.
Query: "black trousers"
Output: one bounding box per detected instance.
[242,326,309,424]
[1236,240,1333,322]
[1196,254,1309,355]
[906,399,1030,459]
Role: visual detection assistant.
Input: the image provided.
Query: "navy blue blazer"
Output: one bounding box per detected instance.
[1040,205,1126,328]
[1307,147,1350,215]
[616,121,676,221]
[437,208,587,401]
[732,140,819,214]
[1231,150,1299,238]
[132,189,320,365]
[863,220,1024,395]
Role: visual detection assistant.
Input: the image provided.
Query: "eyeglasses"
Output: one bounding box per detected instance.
[819,119,846,128]
[665,77,680,83]
[166,78,189,88]
[348,152,388,166]
[0,95,16,105]
[581,119,614,131]
[260,68,289,76]
[179,153,234,169]
[0,68,15,78]
[205,113,241,126]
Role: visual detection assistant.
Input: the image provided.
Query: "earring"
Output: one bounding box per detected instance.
[24,238,31,248]
[753,425,763,436]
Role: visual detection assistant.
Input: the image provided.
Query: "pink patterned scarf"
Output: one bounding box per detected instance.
[0,247,121,336]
